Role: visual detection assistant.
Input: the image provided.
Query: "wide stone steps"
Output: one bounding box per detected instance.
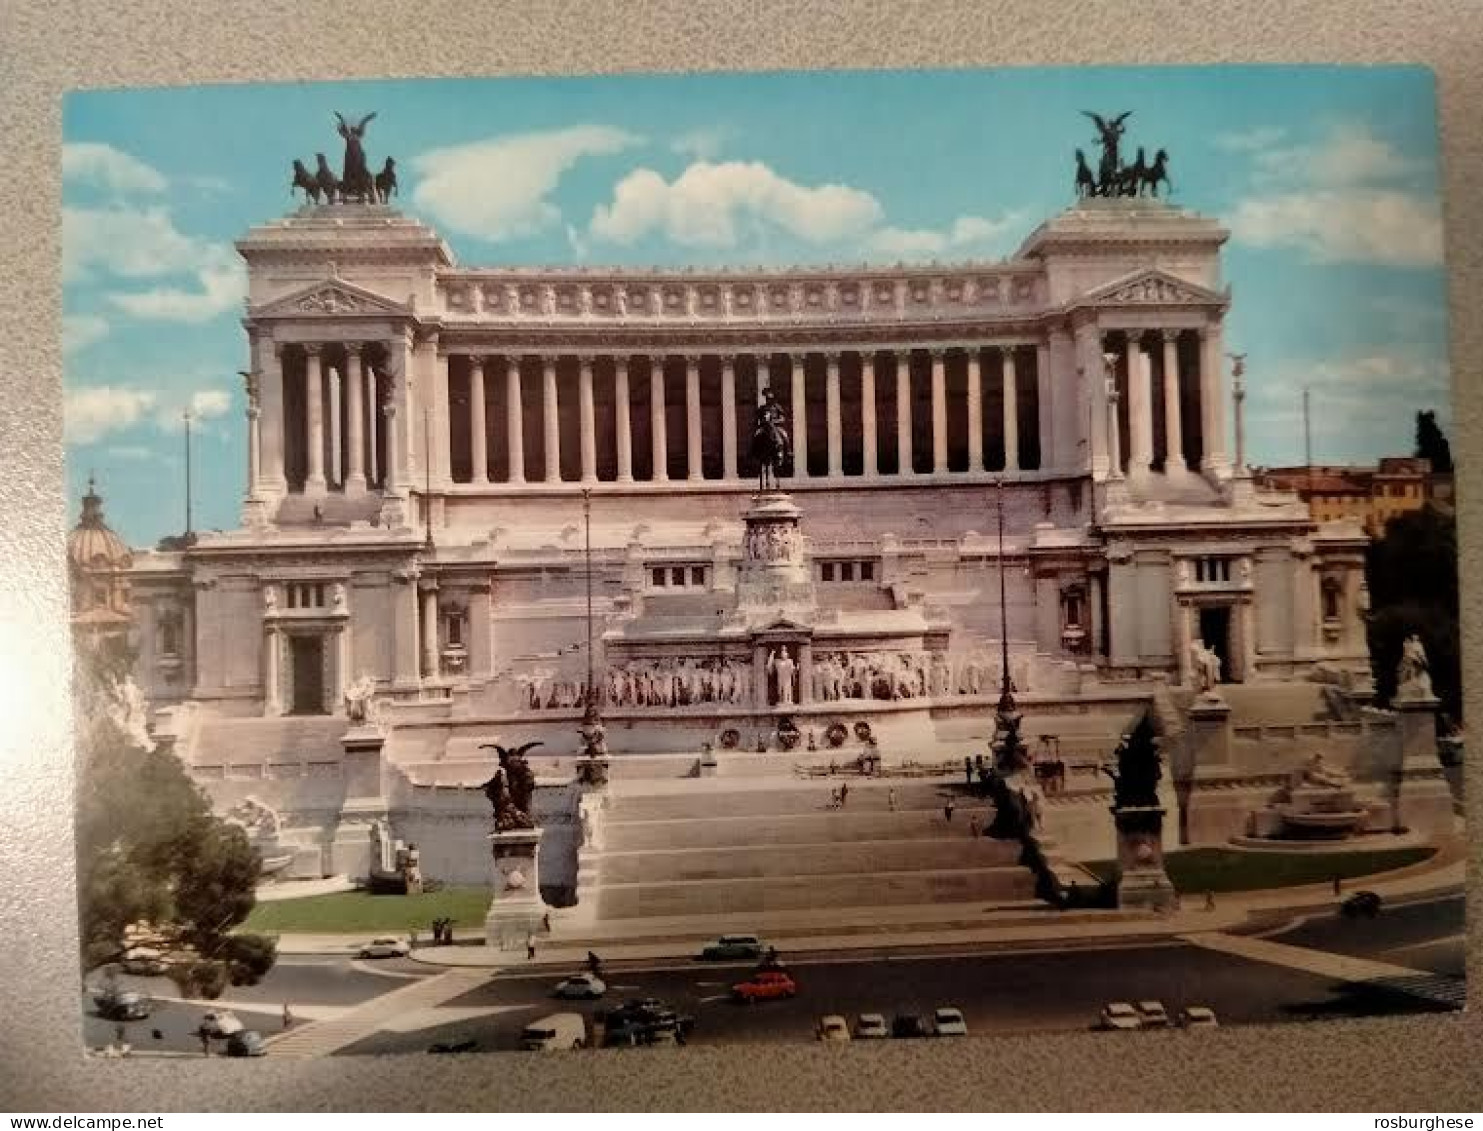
[193,716,349,767]
[594,863,1039,919]
[605,782,955,821]
[602,808,984,851]
[594,835,1024,883]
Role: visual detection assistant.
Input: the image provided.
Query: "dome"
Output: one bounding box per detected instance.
[68,477,133,573]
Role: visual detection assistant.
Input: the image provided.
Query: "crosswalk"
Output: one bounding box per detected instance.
[265,968,491,1058]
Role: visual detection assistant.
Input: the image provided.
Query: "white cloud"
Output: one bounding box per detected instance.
[866,213,1026,260]
[108,252,246,323]
[65,386,158,444]
[62,313,109,355]
[411,126,639,241]
[671,128,728,161]
[189,389,233,418]
[62,142,167,195]
[591,160,883,248]
[1214,126,1287,153]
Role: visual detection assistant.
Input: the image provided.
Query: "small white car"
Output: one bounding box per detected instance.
[1179,1005,1220,1029]
[932,1006,969,1037]
[358,936,411,959]
[816,1015,851,1042]
[521,1012,588,1051]
[854,1012,889,1040]
[1136,1000,1171,1029]
[553,973,607,999]
[1098,1002,1141,1031]
[200,1010,244,1038]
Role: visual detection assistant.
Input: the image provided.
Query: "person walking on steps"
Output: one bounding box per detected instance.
[943,797,955,823]
[888,787,897,812]
[838,781,849,808]
[526,933,537,961]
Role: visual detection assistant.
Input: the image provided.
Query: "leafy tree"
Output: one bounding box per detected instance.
[1365,503,1460,719]
[1414,410,1453,474]
[74,639,277,995]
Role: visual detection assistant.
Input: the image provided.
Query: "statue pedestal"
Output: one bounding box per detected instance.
[576,755,610,788]
[736,492,815,618]
[483,827,547,951]
[1111,806,1177,912]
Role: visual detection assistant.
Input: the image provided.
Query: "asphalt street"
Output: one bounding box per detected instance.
[1266,894,1465,977]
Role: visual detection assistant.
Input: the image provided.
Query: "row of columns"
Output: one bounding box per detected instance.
[452,347,1037,486]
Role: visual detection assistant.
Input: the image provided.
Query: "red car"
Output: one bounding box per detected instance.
[731,970,797,1003]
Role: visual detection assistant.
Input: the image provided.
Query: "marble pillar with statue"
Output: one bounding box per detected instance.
[478,742,549,948]
[1101,712,1177,911]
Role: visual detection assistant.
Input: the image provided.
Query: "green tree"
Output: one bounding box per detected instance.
[74,640,277,994]
[1365,503,1460,719]
[1414,410,1453,474]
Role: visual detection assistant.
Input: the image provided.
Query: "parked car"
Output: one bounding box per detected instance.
[1179,1006,1220,1029]
[732,969,797,1003]
[700,934,765,961]
[520,1012,588,1051]
[816,1015,851,1042]
[225,1030,266,1057]
[891,1013,929,1039]
[854,1013,889,1040]
[553,973,607,999]
[1342,890,1383,919]
[600,999,695,1047]
[1136,1001,1170,1029]
[357,936,411,959]
[1097,1002,1141,1031]
[932,1006,969,1037]
[200,1011,244,1038]
[93,988,151,1022]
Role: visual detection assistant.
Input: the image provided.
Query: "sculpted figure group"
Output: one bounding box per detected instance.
[810,649,1003,703]
[607,656,756,708]
[290,111,399,206]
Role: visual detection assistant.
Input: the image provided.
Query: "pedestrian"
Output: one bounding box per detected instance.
[965,755,974,786]
[282,1003,294,1030]
[968,814,981,839]
[828,786,840,809]
[944,797,955,823]
[1204,890,1216,912]
[542,911,552,934]
[409,925,420,950]
[1332,874,1342,897]
[888,787,897,812]
[197,1025,211,1058]
[527,932,537,961]
[839,781,849,807]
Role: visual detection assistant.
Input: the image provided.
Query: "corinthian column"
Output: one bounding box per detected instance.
[1200,324,1230,477]
[1129,333,1154,476]
[1002,347,1020,472]
[346,345,366,492]
[685,354,703,481]
[614,356,633,483]
[504,357,524,484]
[579,355,597,484]
[825,351,843,478]
[542,354,561,483]
[1162,330,1185,473]
[789,353,807,477]
[327,365,342,488]
[896,351,914,476]
[966,347,983,472]
[720,354,737,479]
[861,351,878,477]
[305,345,326,492]
[421,586,439,680]
[650,358,668,482]
[931,348,948,474]
[366,365,380,487]
[469,355,489,483]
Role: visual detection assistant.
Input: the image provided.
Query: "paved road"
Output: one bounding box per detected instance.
[1266,894,1464,977]
[338,937,1451,1057]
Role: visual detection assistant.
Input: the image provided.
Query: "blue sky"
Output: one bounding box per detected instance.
[63,65,1452,546]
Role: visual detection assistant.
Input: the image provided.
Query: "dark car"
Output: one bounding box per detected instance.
[600,998,694,1046]
[699,934,765,961]
[1341,890,1383,918]
[891,1013,929,1039]
[93,989,152,1022]
[225,1030,266,1058]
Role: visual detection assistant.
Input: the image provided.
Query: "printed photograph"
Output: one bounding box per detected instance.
[64,65,1463,1060]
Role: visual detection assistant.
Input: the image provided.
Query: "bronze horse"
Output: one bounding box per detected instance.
[750,388,790,491]
[374,157,398,204]
[291,159,322,204]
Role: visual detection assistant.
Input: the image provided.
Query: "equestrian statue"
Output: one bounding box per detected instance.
[751,387,792,491]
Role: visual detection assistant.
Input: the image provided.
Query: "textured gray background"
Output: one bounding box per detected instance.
[1,0,1479,1111]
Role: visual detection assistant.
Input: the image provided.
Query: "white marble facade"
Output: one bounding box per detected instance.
[129,197,1372,731]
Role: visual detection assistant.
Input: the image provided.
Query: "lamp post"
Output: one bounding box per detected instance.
[577,487,608,786]
[991,477,1027,775]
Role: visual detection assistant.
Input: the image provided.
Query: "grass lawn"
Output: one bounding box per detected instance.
[243,886,492,935]
[1083,844,1434,894]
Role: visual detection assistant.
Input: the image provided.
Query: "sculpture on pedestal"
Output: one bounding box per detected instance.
[1102,713,1162,810]
[1075,111,1173,199]
[750,388,791,491]
[1189,638,1223,696]
[1396,633,1434,700]
[479,741,542,832]
[767,646,798,706]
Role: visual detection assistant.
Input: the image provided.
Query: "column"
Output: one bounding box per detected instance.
[333,626,349,712]
[798,641,813,705]
[614,356,633,483]
[789,353,807,477]
[578,355,596,484]
[896,350,914,475]
[246,404,261,497]
[931,348,948,474]
[260,336,287,493]
[861,351,878,477]
[469,355,489,483]
[720,354,738,479]
[1162,330,1185,473]
[1075,322,1108,476]
[304,345,326,491]
[1036,339,1054,472]
[328,364,342,488]
[1129,332,1154,476]
[685,354,702,481]
[504,357,524,484]
[389,332,415,495]
[1002,347,1020,472]
[346,346,366,491]
[1106,372,1125,481]
[966,347,983,472]
[382,401,399,495]
[1200,324,1230,476]
[422,335,450,488]
[650,358,668,482]
[366,364,380,487]
[753,644,769,709]
[825,352,843,477]
[420,586,439,680]
[263,626,280,715]
[542,354,561,483]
